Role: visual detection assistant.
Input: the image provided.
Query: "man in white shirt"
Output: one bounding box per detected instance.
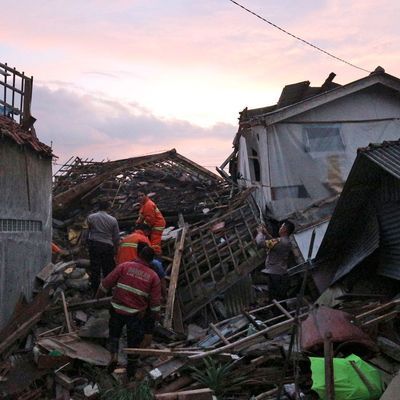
[86,200,120,292]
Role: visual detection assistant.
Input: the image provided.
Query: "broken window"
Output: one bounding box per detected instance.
[248,148,261,182]
[304,126,344,153]
[271,185,309,200]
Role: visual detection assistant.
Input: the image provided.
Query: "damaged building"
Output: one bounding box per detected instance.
[312,139,400,295]
[0,63,53,329]
[225,67,400,259]
[51,150,265,326]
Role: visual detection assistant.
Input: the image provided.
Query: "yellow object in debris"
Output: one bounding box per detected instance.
[265,238,279,250]
[68,228,81,245]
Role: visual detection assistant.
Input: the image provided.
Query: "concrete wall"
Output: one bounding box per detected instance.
[0,137,52,328]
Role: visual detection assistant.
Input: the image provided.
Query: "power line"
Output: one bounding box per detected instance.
[227,0,371,73]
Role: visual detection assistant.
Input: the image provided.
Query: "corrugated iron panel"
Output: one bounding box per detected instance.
[313,140,400,291]
[331,208,380,283]
[223,276,254,317]
[363,141,400,179]
[377,201,400,280]
[380,174,400,202]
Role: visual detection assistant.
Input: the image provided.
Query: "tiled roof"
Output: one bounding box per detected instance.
[0,116,53,157]
[239,73,341,123]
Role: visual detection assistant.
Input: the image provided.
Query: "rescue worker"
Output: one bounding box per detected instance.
[136,191,166,254]
[96,244,161,379]
[85,200,120,292]
[116,226,167,303]
[116,224,152,265]
[256,221,295,301]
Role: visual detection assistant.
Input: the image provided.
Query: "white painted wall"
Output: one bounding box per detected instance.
[237,86,400,219]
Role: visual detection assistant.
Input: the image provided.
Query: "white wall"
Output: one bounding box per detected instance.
[238,86,400,219]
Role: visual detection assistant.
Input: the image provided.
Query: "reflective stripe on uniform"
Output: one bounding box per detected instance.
[117,282,149,298]
[151,306,161,312]
[152,226,165,231]
[111,302,140,314]
[120,242,138,248]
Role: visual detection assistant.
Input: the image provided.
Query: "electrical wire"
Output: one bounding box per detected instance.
[227,0,371,73]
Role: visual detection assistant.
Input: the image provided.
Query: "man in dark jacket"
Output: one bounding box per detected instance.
[96,244,161,379]
[256,221,295,301]
[86,200,120,292]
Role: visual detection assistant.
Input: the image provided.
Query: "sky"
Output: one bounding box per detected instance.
[1,0,400,170]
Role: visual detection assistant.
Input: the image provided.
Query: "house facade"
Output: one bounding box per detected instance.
[229,67,400,221]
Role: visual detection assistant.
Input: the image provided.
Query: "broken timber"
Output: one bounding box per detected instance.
[164,225,187,329]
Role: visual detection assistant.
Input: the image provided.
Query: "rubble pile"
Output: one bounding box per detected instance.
[52,149,234,227]
[1,147,400,399]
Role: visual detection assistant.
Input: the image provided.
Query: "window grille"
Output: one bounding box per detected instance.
[0,219,42,232]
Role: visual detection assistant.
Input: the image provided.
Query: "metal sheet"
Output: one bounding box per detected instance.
[377,201,400,280]
[294,220,329,260]
[364,142,400,179]
[313,140,400,291]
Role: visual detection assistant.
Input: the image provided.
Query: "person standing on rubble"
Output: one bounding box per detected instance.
[136,191,166,254]
[96,244,161,380]
[85,200,120,293]
[256,221,295,301]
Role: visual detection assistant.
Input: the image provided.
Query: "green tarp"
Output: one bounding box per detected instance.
[310,354,384,400]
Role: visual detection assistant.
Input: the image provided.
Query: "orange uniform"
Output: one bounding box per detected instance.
[116,230,151,265]
[137,197,166,254]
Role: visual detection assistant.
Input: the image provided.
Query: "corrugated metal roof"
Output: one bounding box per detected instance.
[376,200,400,279]
[313,139,400,291]
[360,140,400,179]
[0,116,53,157]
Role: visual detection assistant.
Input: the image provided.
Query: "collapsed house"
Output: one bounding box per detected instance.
[225,66,400,259]
[0,63,53,329]
[51,150,265,326]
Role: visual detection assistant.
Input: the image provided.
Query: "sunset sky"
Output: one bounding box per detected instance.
[2,0,400,169]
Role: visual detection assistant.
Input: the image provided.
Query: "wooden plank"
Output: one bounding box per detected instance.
[209,323,230,345]
[124,348,201,357]
[164,225,187,329]
[0,313,43,356]
[155,388,214,399]
[61,291,73,333]
[272,300,292,320]
[47,297,111,313]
